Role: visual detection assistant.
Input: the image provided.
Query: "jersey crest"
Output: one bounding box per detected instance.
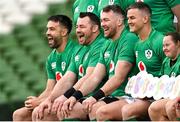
[61,61,66,71]
[75,55,80,62]
[109,0,114,5]
[87,5,94,12]
[84,52,89,61]
[136,0,144,2]
[171,72,176,77]
[145,49,153,59]
[56,72,62,82]
[79,64,84,77]
[138,61,146,71]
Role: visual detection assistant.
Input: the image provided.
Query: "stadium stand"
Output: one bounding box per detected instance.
[0,0,75,120]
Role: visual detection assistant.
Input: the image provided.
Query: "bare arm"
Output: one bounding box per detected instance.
[172,4,180,33]
[73,67,95,90]
[101,60,133,95]
[36,79,56,104]
[79,63,106,96]
[48,71,77,101]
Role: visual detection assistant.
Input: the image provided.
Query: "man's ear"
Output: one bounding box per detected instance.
[117,16,124,26]
[61,28,68,36]
[92,25,99,33]
[143,15,149,24]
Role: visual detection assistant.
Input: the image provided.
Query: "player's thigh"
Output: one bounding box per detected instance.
[96,99,128,119]
[123,99,151,115]
[149,99,169,114]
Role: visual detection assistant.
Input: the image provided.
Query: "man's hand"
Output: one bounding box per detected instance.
[24,96,38,110]
[59,96,77,118]
[82,96,97,113]
[35,98,53,120]
[51,95,68,114]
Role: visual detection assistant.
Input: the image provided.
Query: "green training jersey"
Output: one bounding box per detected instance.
[135,29,165,77]
[73,0,99,25]
[68,33,107,82]
[160,54,180,77]
[135,0,180,34]
[98,0,134,15]
[67,45,88,79]
[46,39,78,82]
[99,28,138,97]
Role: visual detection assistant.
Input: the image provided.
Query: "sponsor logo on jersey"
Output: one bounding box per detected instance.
[87,5,94,12]
[109,0,114,5]
[171,72,176,77]
[135,51,138,58]
[75,55,80,62]
[56,72,62,82]
[61,62,66,71]
[145,49,153,59]
[79,64,84,77]
[51,62,56,69]
[109,60,115,73]
[104,51,110,58]
[138,61,146,71]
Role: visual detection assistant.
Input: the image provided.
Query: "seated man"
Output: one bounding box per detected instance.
[58,5,138,121]
[32,12,107,121]
[13,14,78,121]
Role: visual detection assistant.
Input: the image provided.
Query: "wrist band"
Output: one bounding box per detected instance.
[92,89,105,101]
[64,87,76,98]
[72,90,83,100]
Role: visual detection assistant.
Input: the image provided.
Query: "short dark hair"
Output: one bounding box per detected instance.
[102,5,125,19]
[127,2,152,16]
[165,32,180,44]
[79,12,101,29]
[48,15,72,34]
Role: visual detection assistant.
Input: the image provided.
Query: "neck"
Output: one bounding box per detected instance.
[87,31,100,45]
[112,25,125,41]
[56,36,68,52]
[138,24,152,41]
[172,49,180,61]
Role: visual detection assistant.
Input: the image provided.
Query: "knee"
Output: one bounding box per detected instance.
[165,101,174,114]
[89,103,101,120]
[96,107,108,121]
[32,107,38,121]
[148,102,158,115]
[13,108,29,121]
[121,105,133,120]
[13,109,21,121]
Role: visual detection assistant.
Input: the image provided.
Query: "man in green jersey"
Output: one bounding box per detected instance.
[59,5,138,121]
[73,0,99,25]
[12,15,78,121]
[135,0,180,34]
[116,2,165,120]
[31,12,107,121]
[148,32,180,121]
[98,0,180,34]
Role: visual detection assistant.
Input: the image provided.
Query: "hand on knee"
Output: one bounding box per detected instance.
[96,107,108,121]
